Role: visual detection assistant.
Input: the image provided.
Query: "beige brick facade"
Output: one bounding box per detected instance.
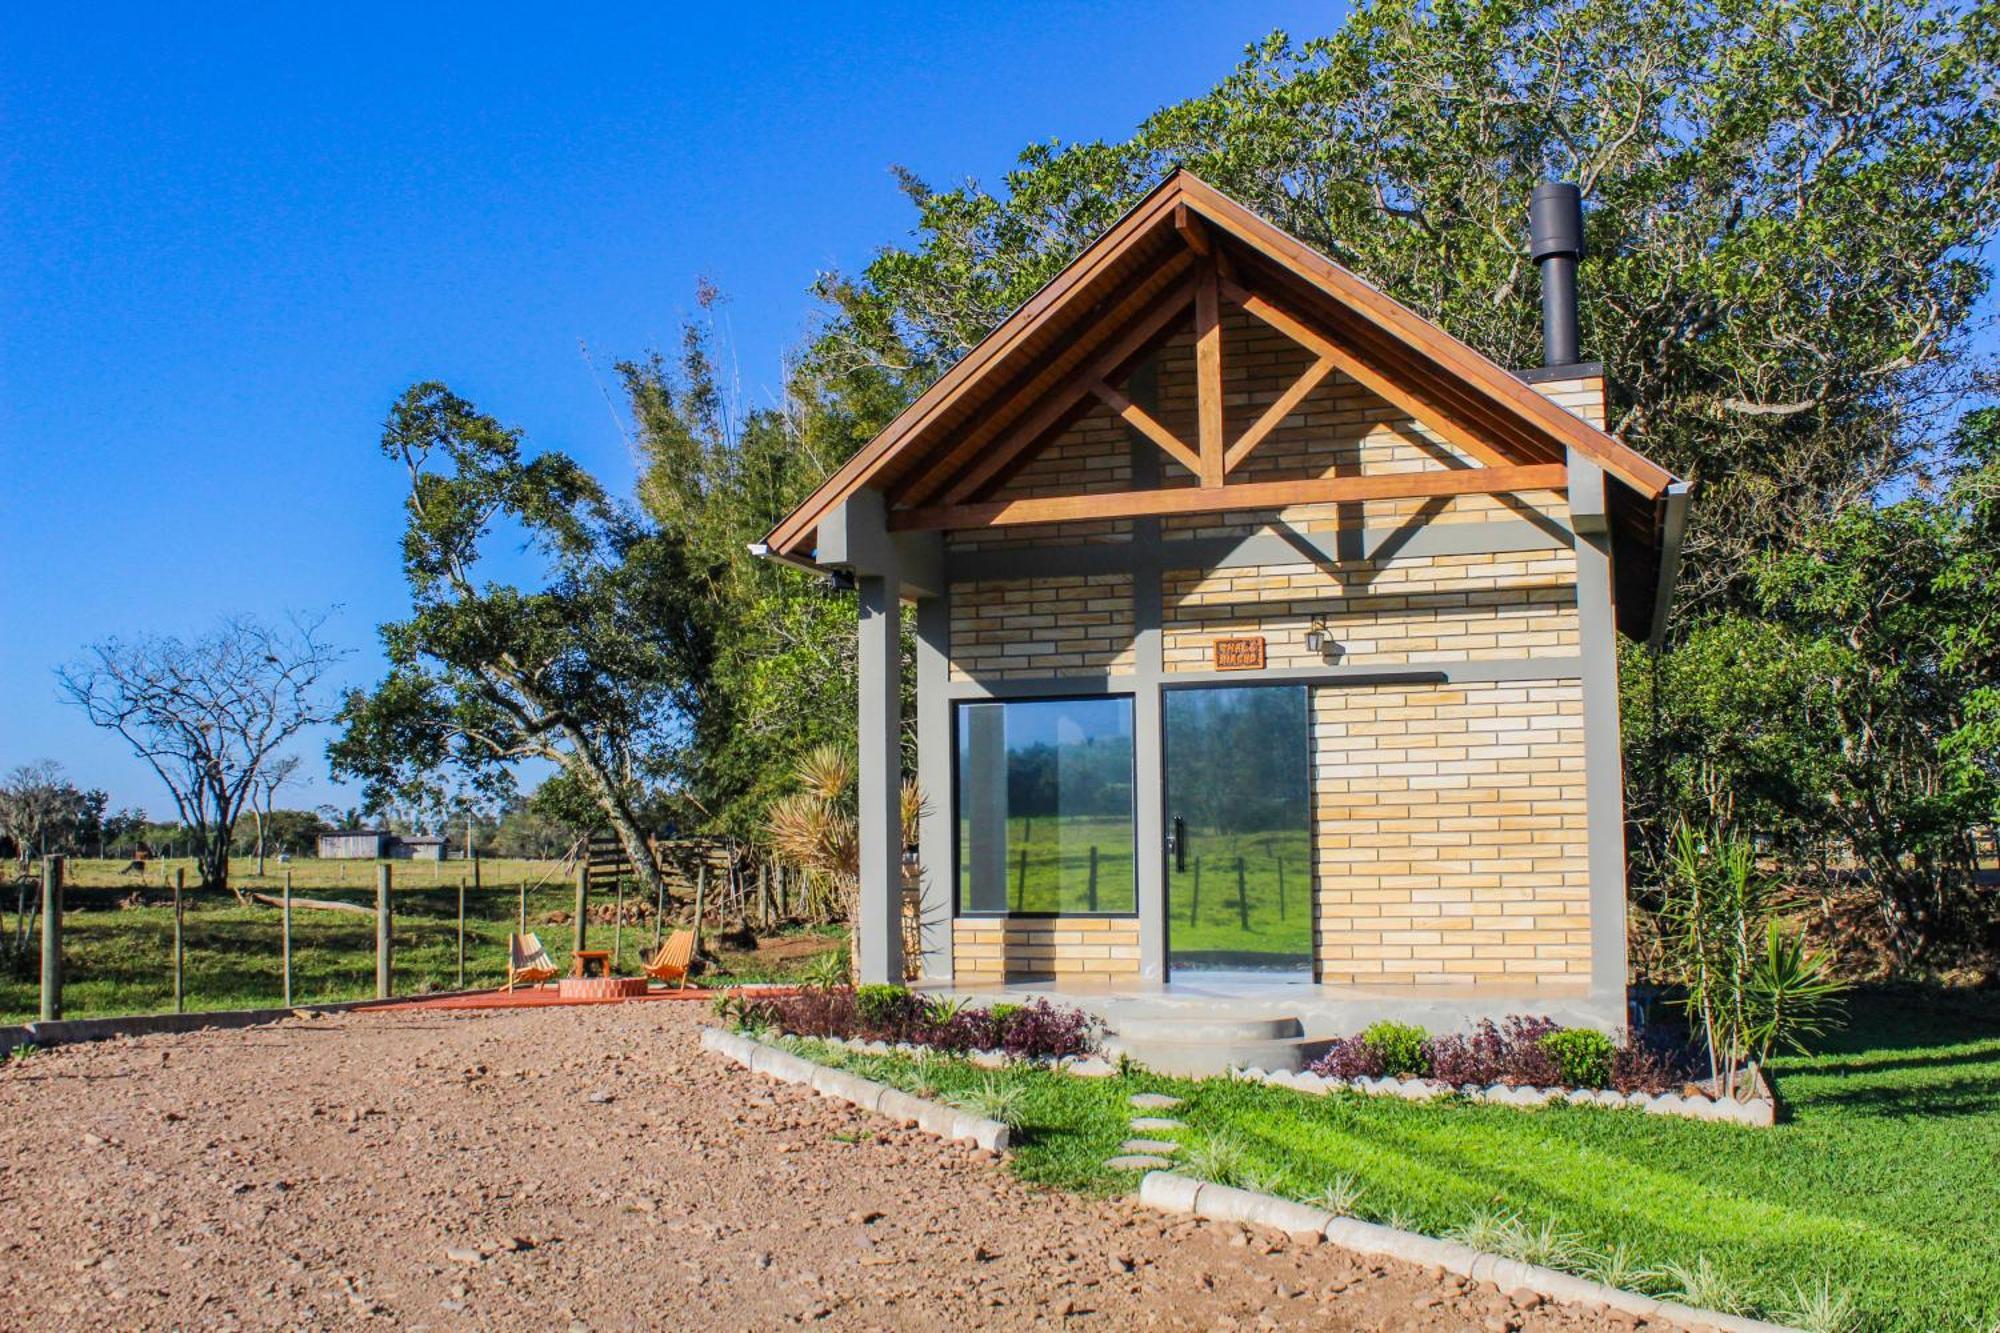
[931,320,1611,990]
[1311,679,1591,989]
[1162,551,1578,670]
[952,916,1142,981]
[948,573,1137,681]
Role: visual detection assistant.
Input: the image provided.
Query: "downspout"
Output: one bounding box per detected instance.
[1646,482,1692,651]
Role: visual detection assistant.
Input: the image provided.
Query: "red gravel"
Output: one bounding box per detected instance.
[0,1002,1669,1330]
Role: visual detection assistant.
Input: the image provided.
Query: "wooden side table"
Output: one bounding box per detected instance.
[571,949,612,979]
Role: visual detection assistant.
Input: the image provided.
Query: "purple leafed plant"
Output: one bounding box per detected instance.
[1306,1014,1704,1096]
[736,988,1098,1061]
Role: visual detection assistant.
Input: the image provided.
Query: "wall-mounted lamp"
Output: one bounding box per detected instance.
[823,569,857,593]
[1304,617,1342,661]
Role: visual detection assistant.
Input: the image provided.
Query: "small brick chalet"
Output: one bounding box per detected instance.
[759,171,1686,1036]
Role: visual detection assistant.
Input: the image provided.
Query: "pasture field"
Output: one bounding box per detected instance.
[1,856,840,1023]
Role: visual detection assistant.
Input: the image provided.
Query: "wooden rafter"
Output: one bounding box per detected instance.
[933,276,1197,505]
[898,249,1197,507]
[888,464,1569,532]
[1223,354,1335,474]
[1194,261,1224,486]
[1089,380,1202,476]
[1174,202,1211,256]
[1219,276,1516,469]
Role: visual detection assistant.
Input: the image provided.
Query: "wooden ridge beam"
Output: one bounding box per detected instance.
[888,463,1568,532]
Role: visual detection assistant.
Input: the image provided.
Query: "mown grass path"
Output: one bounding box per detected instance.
[795,986,2000,1331]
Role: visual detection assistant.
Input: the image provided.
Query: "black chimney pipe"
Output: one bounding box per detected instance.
[1529,181,1583,367]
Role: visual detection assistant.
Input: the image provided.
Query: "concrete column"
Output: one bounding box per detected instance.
[857,572,905,984]
[914,591,954,980]
[1568,449,1629,1015]
[1125,356,1169,983]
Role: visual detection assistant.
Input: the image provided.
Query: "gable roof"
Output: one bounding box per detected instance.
[763,169,1685,639]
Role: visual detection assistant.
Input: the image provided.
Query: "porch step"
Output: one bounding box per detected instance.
[1102,1012,1321,1078]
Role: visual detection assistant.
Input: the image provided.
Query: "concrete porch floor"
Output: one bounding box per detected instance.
[917,975,1627,1077]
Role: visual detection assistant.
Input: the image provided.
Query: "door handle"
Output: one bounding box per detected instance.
[1172,815,1186,873]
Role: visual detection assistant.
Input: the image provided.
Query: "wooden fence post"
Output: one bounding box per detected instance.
[573,860,588,954]
[456,875,467,990]
[1014,846,1028,911]
[1189,857,1201,926]
[375,864,393,1000]
[691,864,707,961]
[173,867,185,1014]
[613,872,624,971]
[757,861,769,930]
[1087,846,1099,912]
[654,865,665,950]
[39,855,63,1022]
[1236,856,1249,931]
[282,869,293,1008]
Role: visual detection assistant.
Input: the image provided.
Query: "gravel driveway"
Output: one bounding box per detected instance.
[0,1002,1663,1330]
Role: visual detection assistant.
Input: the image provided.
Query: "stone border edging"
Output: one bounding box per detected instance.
[1230,1064,1776,1127]
[1137,1172,1796,1333]
[699,1026,1010,1153]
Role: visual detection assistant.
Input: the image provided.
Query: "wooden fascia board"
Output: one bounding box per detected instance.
[887,463,1568,532]
[764,177,1195,555]
[1175,178,1674,499]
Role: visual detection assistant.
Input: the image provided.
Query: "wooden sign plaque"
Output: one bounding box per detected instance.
[1212,636,1266,671]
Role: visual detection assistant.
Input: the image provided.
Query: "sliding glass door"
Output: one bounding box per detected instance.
[1164,685,1313,982]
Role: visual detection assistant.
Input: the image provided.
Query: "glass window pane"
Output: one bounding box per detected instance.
[956,697,1135,915]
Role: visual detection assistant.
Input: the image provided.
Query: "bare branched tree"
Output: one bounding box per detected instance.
[58,614,347,900]
[250,754,304,876]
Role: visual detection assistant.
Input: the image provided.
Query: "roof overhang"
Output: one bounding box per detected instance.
[763,169,1685,640]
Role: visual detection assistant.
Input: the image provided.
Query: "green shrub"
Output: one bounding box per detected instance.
[988,1002,1022,1025]
[1361,1021,1430,1077]
[855,983,910,1027]
[1540,1027,1615,1088]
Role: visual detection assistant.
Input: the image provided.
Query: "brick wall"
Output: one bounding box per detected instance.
[1311,678,1591,989]
[948,573,1137,681]
[952,917,1142,981]
[1162,551,1578,670]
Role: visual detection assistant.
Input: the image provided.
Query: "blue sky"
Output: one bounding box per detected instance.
[1,2,1332,814]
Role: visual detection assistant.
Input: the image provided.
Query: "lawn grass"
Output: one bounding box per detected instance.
[1,857,842,1023]
[780,985,2000,1332]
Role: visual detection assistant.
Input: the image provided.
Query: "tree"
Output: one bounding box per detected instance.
[249,754,303,876]
[813,0,2000,614]
[0,761,95,873]
[330,382,710,910]
[1627,405,2000,964]
[57,615,344,898]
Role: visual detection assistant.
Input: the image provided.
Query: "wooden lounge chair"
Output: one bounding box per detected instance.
[641,929,696,990]
[507,932,559,991]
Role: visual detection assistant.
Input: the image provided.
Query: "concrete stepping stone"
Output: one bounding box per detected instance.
[1104,1154,1174,1171]
[1120,1138,1181,1155]
[1128,1117,1185,1132]
[1128,1093,1182,1110]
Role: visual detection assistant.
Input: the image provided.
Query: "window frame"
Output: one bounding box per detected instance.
[950,691,1141,920]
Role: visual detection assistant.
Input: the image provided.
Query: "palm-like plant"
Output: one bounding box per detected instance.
[1662,821,1846,1098]
[764,744,923,979]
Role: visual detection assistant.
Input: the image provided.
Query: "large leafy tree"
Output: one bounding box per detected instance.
[330,383,709,905]
[617,308,902,837]
[1627,406,2000,964]
[813,0,2000,611]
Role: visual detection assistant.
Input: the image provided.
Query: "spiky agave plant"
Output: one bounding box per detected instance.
[764,743,925,979]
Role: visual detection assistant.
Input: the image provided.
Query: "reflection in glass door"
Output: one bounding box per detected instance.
[1164,685,1313,982]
